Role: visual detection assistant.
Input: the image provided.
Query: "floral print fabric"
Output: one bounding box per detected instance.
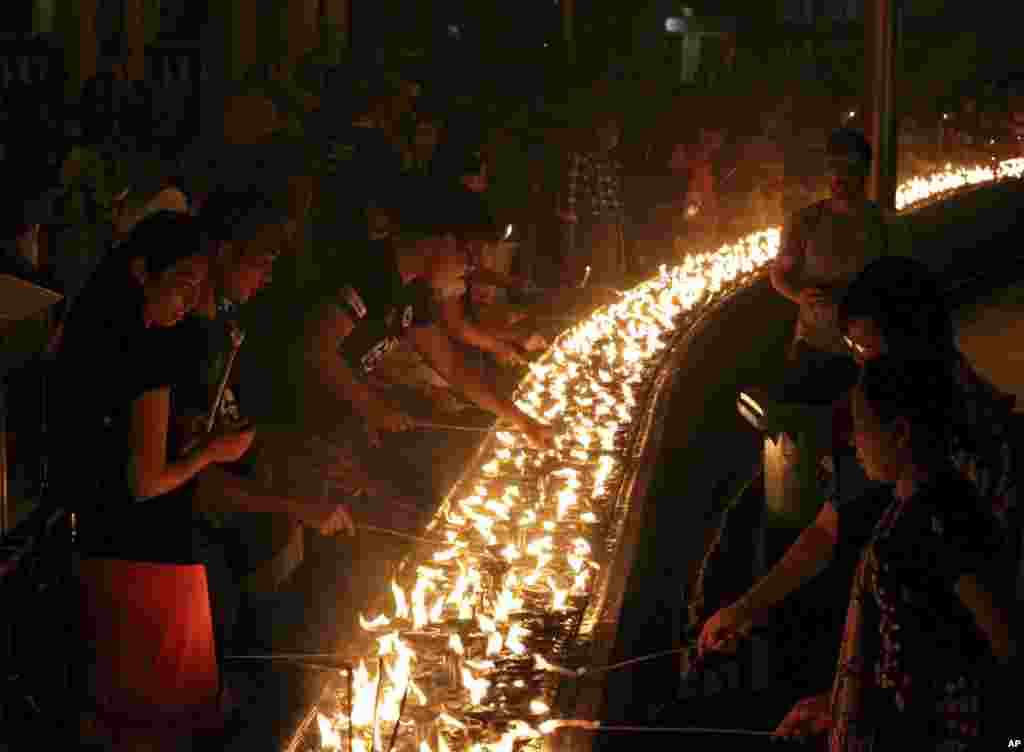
[949,354,1018,534]
[828,471,1000,751]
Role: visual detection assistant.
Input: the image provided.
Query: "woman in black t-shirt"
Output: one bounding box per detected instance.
[54,211,254,745]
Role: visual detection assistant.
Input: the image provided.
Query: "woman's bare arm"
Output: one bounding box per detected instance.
[955,573,1017,664]
[734,502,839,622]
[699,502,839,655]
[439,296,520,360]
[127,387,214,501]
[306,303,377,409]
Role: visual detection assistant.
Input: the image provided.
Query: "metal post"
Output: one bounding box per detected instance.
[286,0,320,70]
[864,0,901,211]
[123,0,146,80]
[322,0,350,53]
[562,0,576,67]
[59,0,98,102]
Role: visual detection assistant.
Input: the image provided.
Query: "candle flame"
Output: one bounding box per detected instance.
[359,613,390,630]
[326,157,1024,751]
[391,581,409,620]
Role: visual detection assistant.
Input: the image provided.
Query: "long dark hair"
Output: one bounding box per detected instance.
[62,211,204,345]
[859,355,957,465]
[198,187,289,245]
[838,257,955,362]
[108,210,204,278]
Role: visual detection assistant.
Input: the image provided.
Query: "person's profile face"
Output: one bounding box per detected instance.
[460,159,488,193]
[143,255,209,327]
[700,128,724,151]
[459,237,485,271]
[826,156,868,200]
[222,223,283,303]
[430,234,468,289]
[851,384,902,482]
[471,283,498,307]
[415,120,441,150]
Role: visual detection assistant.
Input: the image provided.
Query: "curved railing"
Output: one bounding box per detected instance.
[296,157,1024,752]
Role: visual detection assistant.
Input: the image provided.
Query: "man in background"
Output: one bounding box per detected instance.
[557,115,627,286]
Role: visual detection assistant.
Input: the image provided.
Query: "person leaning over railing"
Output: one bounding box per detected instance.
[774,355,1015,750]
[162,188,354,696]
[768,129,889,405]
[700,257,1020,643]
[556,115,627,287]
[699,257,1020,746]
[368,186,547,413]
[838,258,1019,551]
[50,212,250,748]
[244,184,555,648]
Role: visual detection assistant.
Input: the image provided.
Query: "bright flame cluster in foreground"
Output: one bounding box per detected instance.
[317,158,1024,751]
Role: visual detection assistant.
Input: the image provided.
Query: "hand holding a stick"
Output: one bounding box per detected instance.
[202,425,257,464]
[517,332,549,354]
[357,397,417,448]
[697,603,753,657]
[298,499,356,537]
[511,414,557,451]
[774,693,833,741]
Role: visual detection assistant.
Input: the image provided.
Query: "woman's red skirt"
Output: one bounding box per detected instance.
[78,558,223,748]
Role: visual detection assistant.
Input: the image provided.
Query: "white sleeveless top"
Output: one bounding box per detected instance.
[780,199,888,355]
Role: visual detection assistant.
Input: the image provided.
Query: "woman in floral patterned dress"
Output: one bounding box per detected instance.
[775,356,1016,750]
[698,257,1019,664]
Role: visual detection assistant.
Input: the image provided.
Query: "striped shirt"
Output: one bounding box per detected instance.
[563,150,624,218]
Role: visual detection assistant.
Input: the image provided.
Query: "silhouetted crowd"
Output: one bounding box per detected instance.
[0,62,1021,751]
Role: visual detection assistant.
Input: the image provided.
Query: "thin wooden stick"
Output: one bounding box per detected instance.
[347,666,354,752]
[582,647,686,675]
[414,421,532,434]
[543,642,760,679]
[371,657,385,752]
[357,524,449,547]
[225,652,349,663]
[531,315,586,323]
[592,724,782,738]
[414,421,501,434]
[544,720,792,739]
[385,681,411,752]
[204,324,245,434]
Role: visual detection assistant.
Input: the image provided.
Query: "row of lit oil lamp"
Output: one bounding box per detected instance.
[314,157,1024,752]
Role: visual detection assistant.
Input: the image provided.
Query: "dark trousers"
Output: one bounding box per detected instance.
[192,524,242,660]
[562,215,626,286]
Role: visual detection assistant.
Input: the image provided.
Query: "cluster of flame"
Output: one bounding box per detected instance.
[314,157,1024,752]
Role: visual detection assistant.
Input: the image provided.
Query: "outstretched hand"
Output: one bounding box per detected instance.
[518,333,549,353]
[798,287,831,308]
[359,399,416,448]
[301,500,355,537]
[697,604,750,658]
[518,417,557,451]
[204,427,257,464]
[774,693,833,741]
